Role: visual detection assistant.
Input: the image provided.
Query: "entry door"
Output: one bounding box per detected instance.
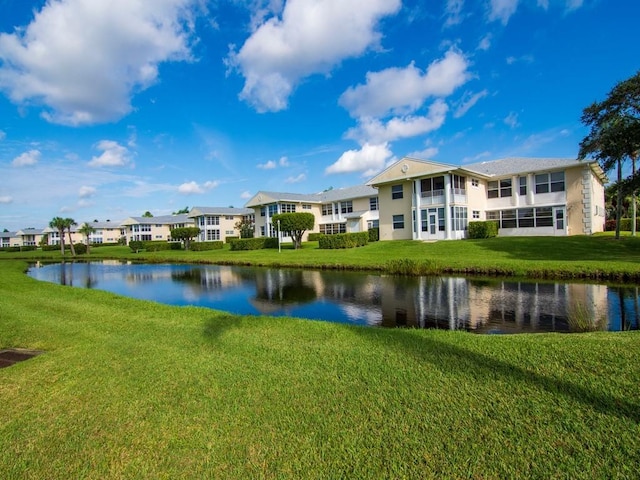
[554,207,566,235]
[429,213,437,235]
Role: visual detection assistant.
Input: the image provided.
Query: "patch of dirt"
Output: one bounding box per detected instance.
[0,349,44,368]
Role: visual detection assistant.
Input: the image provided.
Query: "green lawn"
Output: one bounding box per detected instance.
[1,258,639,479]
[7,234,640,281]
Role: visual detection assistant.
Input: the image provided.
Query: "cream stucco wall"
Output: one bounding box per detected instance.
[377,181,414,240]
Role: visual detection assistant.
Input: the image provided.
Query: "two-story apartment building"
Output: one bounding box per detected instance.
[188,207,255,242]
[244,185,379,241]
[120,214,191,244]
[368,157,606,241]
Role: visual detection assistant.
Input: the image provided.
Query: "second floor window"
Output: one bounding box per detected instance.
[392,184,403,200]
[535,172,565,193]
[487,179,512,198]
[341,201,353,214]
[369,197,378,211]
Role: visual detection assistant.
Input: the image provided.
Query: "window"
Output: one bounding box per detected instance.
[421,176,445,197]
[517,208,534,227]
[225,230,235,235]
[535,172,565,194]
[319,223,346,234]
[471,178,479,187]
[268,205,278,216]
[451,206,468,231]
[141,224,151,232]
[535,207,553,227]
[501,210,517,228]
[472,210,480,219]
[452,175,466,192]
[392,184,403,200]
[281,203,296,213]
[207,230,220,241]
[488,179,512,198]
[393,214,405,229]
[260,207,266,217]
[322,204,334,216]
[367,220,379,229]
[369,197,379,211]
[341,201,353,214]
[225,216,234,221]
[302,204,312,210]
[141,234,152,241]
[519,176,527,196]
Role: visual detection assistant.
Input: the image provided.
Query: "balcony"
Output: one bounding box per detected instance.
[420,188,467,206]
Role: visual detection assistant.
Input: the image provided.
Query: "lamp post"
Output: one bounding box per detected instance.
[277,219,281,253]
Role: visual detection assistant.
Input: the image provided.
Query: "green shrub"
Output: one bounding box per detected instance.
[318,232,369,249]
[368,227,379,242]
[264,237,279,249]
[73,243,87,255]
[230,238,267,251]
[385,258,442,276]
[142,241,182,252]
[191,241,224,251]
[225,236,239,244]
[41,245,60,251]
[129,241,144,252]
[468,221,499,239]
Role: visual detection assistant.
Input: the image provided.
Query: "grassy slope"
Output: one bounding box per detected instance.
[7,234,640,280]
[1,260,639,479]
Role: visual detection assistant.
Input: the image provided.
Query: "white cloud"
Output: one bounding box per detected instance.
[12,149,41,167]
[285,173,306,184]
[89,141,132,168]
[444,0,465,27]
[488,0,519,24]
[462,151,492,163]
[326,143,393,176]
[0,130,5,141]
[407,147,439,160]
[565,0,583,11]
[454,89,488,118]
[0,195,13,204]
[0,0,198,125]
[504,111,520,128]
[177,180,219,195]
[240,191,252,199]
[257,160,277,169]
[279,156,289,166]
[478,34,492,51]
[79,186,97,198]
[347,99,449,144]
[537,0,550,8]
[228,0,401,112]
[339,49,470,119]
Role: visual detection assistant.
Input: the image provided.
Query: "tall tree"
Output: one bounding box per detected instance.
[64,218,77,256]
[272,212,314,250]
[173,206,189,215]
[142,211,154,217]
[78,222,96,254]
[234,218,255,238]
[578,71,640,239]
[49,216,67,255]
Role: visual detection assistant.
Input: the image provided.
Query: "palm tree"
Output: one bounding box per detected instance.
[49,216,67,255]
[78,222,96,254]
[63,218,77,257]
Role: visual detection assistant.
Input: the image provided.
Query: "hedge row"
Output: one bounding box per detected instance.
[128,241,182,252]
[318,232,369,249]
[190,241,224,251]
[1,246,38,252]
[605,218,640,231]
[467,221,498,239]
[229,237,278,251]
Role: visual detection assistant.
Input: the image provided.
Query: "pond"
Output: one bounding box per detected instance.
[28,261,640,334]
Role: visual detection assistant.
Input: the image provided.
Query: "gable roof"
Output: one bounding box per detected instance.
[188,206,254,218]
[245,185,378,208]
[120,214,191,226]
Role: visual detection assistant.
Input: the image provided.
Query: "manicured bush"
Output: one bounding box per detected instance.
[368,227,379,242]
[318,232,369,249]
[142,241,182,252]
[191,241,224,251]
[468,221,499,239]
[264,237,279,249]
[307,233,323,242]
[73,243,87,255]
[230,238,268,251]
[128,241,144,252]
[225,236,239,244]
[41,245,60,251]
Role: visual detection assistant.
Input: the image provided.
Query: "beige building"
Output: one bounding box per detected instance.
[368,157,607,241]
[120,214,191,244]
[188,207,255,242]
[244,185,379,241]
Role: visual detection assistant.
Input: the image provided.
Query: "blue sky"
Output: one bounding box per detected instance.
[0,0,636,231]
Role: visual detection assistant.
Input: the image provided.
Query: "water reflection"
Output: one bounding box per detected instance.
[28,262,640,334]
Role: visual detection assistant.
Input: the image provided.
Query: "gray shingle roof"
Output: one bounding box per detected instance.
[121,214,191,225]
[189,207,254,217]
[246,185,378,207]
[463,157,587,177]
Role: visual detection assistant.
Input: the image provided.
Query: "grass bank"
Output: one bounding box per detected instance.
[5,234,640,281]
[1,260,639,478]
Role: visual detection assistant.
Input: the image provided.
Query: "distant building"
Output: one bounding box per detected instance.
[120,214,191,244]
[188,207,255,242]
[244,185,380,241]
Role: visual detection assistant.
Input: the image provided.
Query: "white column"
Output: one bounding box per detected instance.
[527,173,535,205]
[414,179,421,240]
[512,175,519,207]
[444,174,452,240]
